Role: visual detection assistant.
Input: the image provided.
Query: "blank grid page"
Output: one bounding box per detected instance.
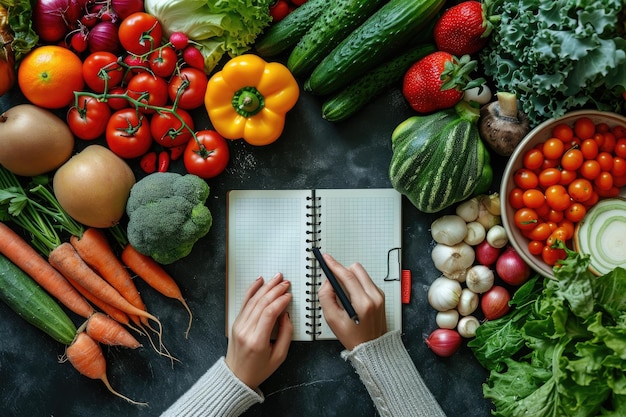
[316,189,402,339]
[227,190,311,340]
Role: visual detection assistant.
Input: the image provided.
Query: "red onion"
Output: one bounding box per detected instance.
[425,328,462,357]
[496,246,531,286]
[88,21,120,54]
[481,286,511,320]
[111,0,144,20]
[475,239,501,266]
[33,0,86,42]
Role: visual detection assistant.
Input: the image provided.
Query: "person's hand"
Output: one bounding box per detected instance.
[225,273,293,389]
[317,253,387,350]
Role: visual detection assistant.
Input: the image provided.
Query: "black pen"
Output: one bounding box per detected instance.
[312,247,359,325]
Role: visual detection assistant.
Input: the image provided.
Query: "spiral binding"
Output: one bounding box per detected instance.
[304,193,322,336]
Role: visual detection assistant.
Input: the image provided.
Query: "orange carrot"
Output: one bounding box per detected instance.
[0,222,94,318]
[65,332,147,406]
[48,242,160,327]
[85,312,141,349]
[70,228,148,319]
[66,274,131,327]
[121,243,193,338]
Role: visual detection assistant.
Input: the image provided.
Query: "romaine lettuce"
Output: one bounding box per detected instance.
[144,0,273,73]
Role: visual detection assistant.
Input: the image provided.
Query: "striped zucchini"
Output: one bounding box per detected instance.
[321,43,436,122]
[389,102,492,213]
[0,253,77,345]
[254,0,327,57]
[287,0,386,77]
[305,0,446,95]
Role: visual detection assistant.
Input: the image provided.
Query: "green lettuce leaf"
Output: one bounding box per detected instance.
[144,0,273,73]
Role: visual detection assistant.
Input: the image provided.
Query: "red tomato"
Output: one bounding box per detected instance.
[118,12,163,55]
[126,73,169,113]
[184,130,230,178]
[106,86,129,110]
[106,109,153,158]
[66,96,112,140]
[269,0,290,21]
[148,46,178,78]
[82,51,124,93]
[150,107,195,148]
[168,67,208,110]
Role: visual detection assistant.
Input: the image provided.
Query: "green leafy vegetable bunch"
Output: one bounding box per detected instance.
[480,0,626,126]
[468,247,626,416]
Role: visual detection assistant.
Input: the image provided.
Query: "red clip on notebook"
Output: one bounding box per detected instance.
[401,270,411,304]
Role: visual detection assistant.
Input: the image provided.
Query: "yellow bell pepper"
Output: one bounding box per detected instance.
[204,54,299,146]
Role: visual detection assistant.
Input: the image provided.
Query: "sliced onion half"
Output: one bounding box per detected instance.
[574,197,626,276]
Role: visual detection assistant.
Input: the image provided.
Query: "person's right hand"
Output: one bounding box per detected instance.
[225,273,293,389]
[317,253,387,350]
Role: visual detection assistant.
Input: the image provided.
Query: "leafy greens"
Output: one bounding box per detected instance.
[480,0,626,126]
[0,0,38,61]
[468,248,626,416]
[144,0,273,73]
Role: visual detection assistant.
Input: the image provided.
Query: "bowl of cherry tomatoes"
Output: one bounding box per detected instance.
[500,110,626,278]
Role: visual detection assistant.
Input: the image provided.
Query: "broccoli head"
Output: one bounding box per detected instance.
[126,172,212,264]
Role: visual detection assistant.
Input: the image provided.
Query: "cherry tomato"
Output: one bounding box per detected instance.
[158,150,170,172]
[150,107,195,148]
[611,156,626,177]
[542,138,565,159]
[597,152,614,171]
[594,172,614,191]
[615,138,626,158]
[546,209,564,223]
[528,240,544,256]
[565,203,586,223]
[140,151,157,174]
[66,96,111,140]
[558,169,577,186]
[522,148,544,170]
[600,131,616,153]
[269,0,290,21]
[538,168,561,187]
[514,207,539,231]
[579,159,601,180]
[527,222,552,241]
[183,130,230,178]
[118,12,163,55]
[148,46,178,78]
[580,138,599,159]
[612,124,626,138]
[126,73,169,113]
[106,86,129,110]
[551,124,573,142]
[561,148,584,171]
[82,51,124,93]
[567,178,593,202]
[508,187,525,210]
[513,168,539,190]
[542,245,566,266]
[545,184,571,211]
[582,191,599,208]
[573,116,595,139]
[168,67,208,110]
[522,189,545,209]
[106,109,153,159]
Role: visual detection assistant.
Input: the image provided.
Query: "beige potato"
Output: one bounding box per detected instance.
[0,104,74,176]
[53,145,136,228]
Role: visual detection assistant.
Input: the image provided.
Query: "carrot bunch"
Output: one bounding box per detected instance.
[0,166,194,404]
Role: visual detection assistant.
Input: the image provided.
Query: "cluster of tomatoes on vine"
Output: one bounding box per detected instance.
[269,0,309,22]
[65,11,230,179]
[509,116,626,265]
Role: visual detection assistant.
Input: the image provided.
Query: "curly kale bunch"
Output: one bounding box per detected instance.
[126,172,212,265]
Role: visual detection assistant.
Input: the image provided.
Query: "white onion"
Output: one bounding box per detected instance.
[465,264,495,294]
[430,215,468,245]
[428,277,462,312]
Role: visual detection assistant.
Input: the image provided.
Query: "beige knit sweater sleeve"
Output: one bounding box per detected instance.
[341,330,447,417]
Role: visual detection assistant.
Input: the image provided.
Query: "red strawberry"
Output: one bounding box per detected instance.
[433,1,497,56]
[402,52,484,114]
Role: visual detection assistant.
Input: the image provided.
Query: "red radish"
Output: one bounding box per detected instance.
[169,32,189,50]
[425,328,462,357]
[481,286,511,320]
[182,45,205,70]
[475,240,501,266]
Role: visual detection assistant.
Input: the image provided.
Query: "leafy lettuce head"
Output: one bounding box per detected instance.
[145,0,273,73]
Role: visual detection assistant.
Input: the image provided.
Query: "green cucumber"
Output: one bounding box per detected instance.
[0,253,77,345]
[321,43,436,122]
[305,0,446,96]
[388,101,492,213]
[255,0,327,57]
[287,0,386,77]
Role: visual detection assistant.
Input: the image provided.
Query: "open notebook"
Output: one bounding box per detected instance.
[226,188,402,341]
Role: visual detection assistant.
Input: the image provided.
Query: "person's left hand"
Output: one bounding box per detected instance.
[225,273,293,389]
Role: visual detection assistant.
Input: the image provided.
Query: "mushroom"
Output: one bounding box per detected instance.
[478,92,530,157]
